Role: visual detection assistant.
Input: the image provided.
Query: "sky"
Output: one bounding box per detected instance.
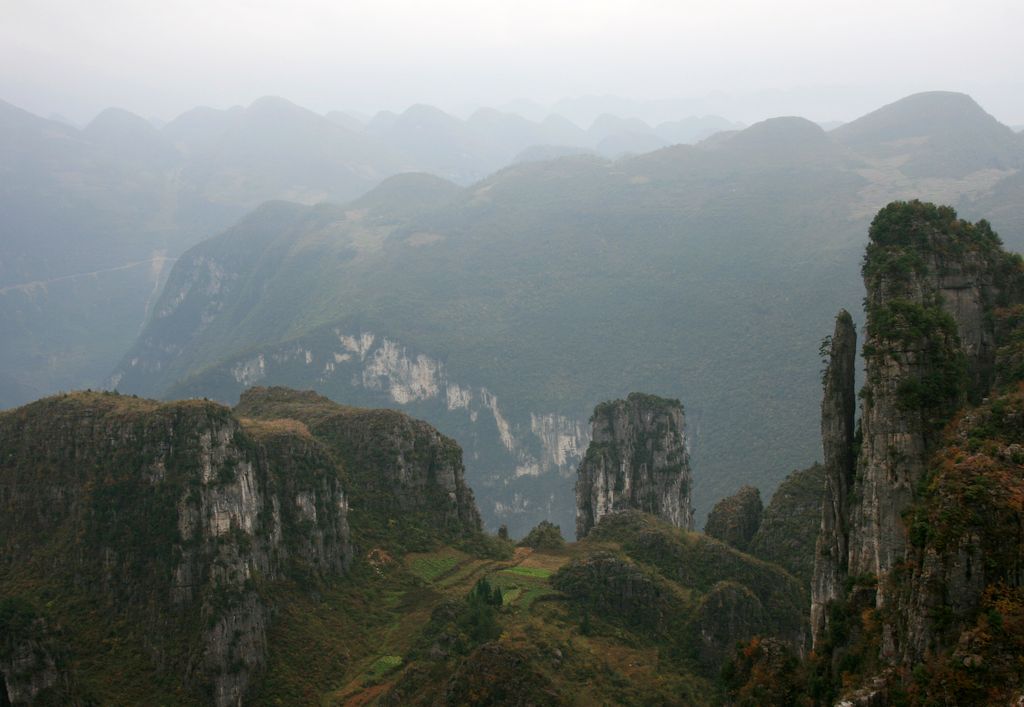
[2,0,1023,127]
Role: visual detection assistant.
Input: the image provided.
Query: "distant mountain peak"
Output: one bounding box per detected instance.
[710,116,832,155]
[245,95,318,120]
[248,95,301,110]
[350,171,463,218]
[84,106,157,134]
[833,90,1013,144]
[739,115,827,139]
[82,106,172,161]
[832,90,1021,176]
[401,103,459,120]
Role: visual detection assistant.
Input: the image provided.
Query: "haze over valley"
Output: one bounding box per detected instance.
[5,88,1024,536]
[3,1,1024,704]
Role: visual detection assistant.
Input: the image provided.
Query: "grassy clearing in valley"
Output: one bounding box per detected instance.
[406,550,465,583]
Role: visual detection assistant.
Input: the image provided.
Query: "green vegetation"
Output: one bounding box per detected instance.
[591,392,683,422]
[722,637,806,707]
[704,485,763,552]
[517,520,566,551]
[748,463,825,587]
[858,202,1015,425]
[116,121,901,536]
[906,584,1024,706]
[365,655,403,681]
[408,552,462,582]
[234,386,485,553]
[807,202,1024,705]
[867,200,1003,253]
[587,512,806,639]
[501,566,552,579]
[905,384,1024,554]
[11,389,741,704]
[31,375,1024,704]
[994,304,1024,387]
[806,574,882,705]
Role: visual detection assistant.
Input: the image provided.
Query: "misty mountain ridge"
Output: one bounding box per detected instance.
[101,90,1024,536]
[4,88,1024,536]
[0,92,748,409]
[832,90,1023,177]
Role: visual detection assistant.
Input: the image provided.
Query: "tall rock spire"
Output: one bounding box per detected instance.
[848,202,1004,607]
[811,200,1019,661]
[810,309,857,647]
[575,393,694,539]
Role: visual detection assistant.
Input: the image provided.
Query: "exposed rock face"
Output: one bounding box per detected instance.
[0,607,77,705]
[574,393,694,539]
[704,485,763,552]
[810,201,1024,688]
[0,391,352,705]
[750,463,825,588]
[234,387,482,542]
[848,203,1014,611]
[811,310,858,646]
[894,390,1024,667]
[119,319,592,538]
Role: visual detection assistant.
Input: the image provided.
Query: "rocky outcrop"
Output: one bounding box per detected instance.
[894,389,1024,668]
[810,201,1024,698]
[813,203,1017,628]
[574,393,694,539]
[811,310,858,646]
[0,391,352,705]
[704,485,763,552]
[234,387,482,545]
[153,328,591,538]
[847,204,1011,608]
[839,200,1024,627]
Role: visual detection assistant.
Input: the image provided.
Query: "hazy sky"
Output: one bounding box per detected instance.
[2,0,1023,126]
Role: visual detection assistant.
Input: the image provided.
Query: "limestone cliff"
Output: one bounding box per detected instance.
[811,310,858,646]
[0,392,352,705]
[120,319,592,539]
[0,604,79,705]
[895,389,1024,668]
[809,201,1024,702]
[233,386,482,547]
[574,393,694,539]
[847,203,1014,608]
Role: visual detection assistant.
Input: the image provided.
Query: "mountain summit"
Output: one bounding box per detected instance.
[832,91,1023,176]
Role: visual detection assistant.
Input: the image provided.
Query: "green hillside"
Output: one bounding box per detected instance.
[0,387,815,705]
[110,93,1024,535]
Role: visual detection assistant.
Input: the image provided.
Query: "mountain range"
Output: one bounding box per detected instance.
[0,96,740,412]
[5,197,1024,704]
[85,91,1024,535]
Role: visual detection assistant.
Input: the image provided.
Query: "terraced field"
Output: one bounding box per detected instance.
[309,545,569,705]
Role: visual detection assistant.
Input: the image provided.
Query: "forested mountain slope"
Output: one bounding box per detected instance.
[110,93,1024,534]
